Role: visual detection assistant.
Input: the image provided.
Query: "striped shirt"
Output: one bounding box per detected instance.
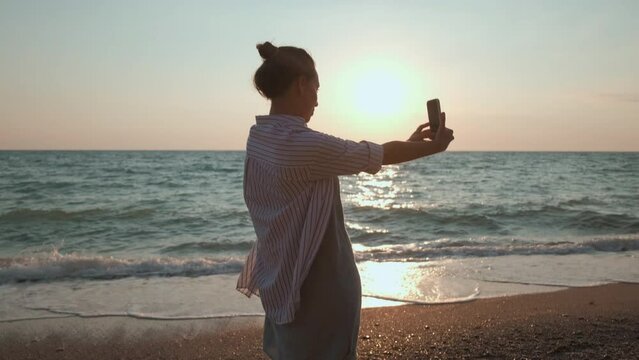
[236,114,384,324]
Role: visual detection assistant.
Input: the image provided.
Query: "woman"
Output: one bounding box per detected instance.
[237,42,454,359]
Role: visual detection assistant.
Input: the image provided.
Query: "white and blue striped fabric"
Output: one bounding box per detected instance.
[236,114,383,324]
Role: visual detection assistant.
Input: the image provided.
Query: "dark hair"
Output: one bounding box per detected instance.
[253,42,317,99]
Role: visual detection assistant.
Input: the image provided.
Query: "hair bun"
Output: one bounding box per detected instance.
[257,42,279,60]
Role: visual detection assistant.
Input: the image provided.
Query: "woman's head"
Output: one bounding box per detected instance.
[253,42,319,122]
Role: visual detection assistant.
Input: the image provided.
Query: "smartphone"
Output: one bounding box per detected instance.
[427,99,441,134]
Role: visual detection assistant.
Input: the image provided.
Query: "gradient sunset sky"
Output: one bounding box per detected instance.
[1,0,637,151]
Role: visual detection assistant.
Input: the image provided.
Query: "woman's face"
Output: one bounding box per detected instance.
[301,73,320,122]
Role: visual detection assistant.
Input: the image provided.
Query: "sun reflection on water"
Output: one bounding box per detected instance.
[346,166,415,210]
[345,221,389,234]
[357,260,480,306]
[358,261,434,301]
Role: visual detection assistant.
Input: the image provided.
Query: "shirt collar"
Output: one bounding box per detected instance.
[255,114,308,128]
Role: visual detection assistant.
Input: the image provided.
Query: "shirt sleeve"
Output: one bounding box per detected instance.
[303,131,384,179]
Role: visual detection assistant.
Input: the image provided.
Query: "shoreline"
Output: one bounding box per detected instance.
[1,282,638,359]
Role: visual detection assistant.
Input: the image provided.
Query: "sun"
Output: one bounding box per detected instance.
[352,69,407,117]
[326,57,424,136]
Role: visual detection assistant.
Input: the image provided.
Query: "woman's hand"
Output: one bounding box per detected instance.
[407,123,435,142]
[407,112,454,149]
[433,112,454,151]
[383,112,454,165]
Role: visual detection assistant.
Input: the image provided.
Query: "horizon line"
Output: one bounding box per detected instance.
[1,149,637,153]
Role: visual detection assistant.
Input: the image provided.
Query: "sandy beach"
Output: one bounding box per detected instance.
[1,282,637,359]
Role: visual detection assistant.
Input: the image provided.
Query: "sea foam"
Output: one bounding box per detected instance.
[0,249,245,284]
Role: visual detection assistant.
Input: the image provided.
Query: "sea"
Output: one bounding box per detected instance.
[1,151,638,323]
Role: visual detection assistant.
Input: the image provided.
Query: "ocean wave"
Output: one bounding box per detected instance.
[197,164,240,173]
[351,205,632,233]
[351,207,503,231]
[0,207,156,221]
[491,205,638,231]
[115,208,156,219]
[349,202,639,233]
[564,211,639,231]
[0,208,108,221]
[556,197,607,207]
[160,240,254,254]
[10,180,78,192]
[0,251,245,284]
[353,234,639,262]
[500,207,639,233]
[362,291,479,305]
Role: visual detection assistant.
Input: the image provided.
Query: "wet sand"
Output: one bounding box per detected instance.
[1,283,638,359]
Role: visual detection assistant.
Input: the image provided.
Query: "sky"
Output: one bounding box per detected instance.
[1,0,637,151]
